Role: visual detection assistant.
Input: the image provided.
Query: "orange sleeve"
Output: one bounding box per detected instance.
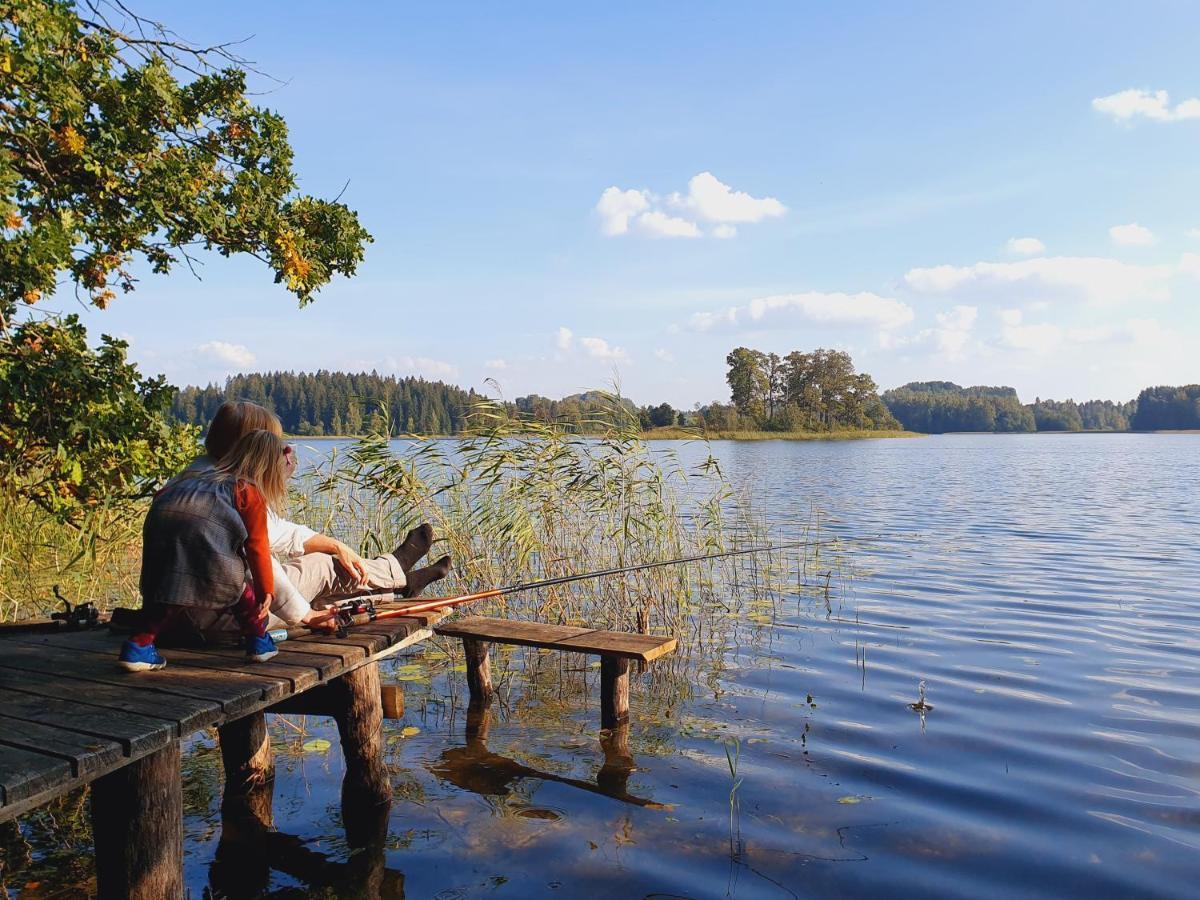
[234,481,275,604]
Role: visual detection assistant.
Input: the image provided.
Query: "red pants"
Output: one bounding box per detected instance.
[132,586,267,646]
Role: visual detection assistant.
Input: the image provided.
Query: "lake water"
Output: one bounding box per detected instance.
[16,433,1200,898]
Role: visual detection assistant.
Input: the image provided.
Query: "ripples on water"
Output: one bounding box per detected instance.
[17,433,1200,898]
[199,435,1200,897]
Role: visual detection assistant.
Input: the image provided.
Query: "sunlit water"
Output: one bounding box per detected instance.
[14,434,1200,898]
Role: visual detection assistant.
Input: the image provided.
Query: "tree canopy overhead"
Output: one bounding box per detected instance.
[0,0,372,323]
[0,1,372,527]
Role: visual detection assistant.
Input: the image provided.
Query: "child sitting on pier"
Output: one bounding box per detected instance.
[118,430,295,671]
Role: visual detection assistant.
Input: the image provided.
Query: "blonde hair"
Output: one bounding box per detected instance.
[213,429,290,512]
[205,401,284,460]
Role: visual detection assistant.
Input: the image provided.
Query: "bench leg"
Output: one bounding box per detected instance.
[91,740,183,900]
[331,661,390,808]
[600,656,630,729]
[463,638,494,702]
[218,710,274,806]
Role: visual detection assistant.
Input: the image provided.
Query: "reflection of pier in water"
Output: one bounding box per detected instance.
[209,752,405,899]
[430,700,668,810]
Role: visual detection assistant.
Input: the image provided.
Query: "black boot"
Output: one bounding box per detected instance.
[392,523,434,573]
[402,555,452,598]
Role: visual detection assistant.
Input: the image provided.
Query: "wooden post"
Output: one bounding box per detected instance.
[600,656,630,729]
[462,638,493,702]
[330,662,390,808]
[218,710,274,805]
[90,740,183,900]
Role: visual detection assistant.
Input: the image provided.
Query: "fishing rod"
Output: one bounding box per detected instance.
[307,537,844,634]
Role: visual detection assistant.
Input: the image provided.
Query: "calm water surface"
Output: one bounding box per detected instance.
[210,435,1200,897]
[22,434,1200,898]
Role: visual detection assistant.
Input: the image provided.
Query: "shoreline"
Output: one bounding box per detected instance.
[287,429,925,442]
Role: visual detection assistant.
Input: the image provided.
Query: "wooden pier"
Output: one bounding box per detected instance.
[0,609,445,899]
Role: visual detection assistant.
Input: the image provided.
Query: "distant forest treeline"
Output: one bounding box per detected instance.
[170,368,1200,437]
[881,382,1138,433]
[172,372,482,435]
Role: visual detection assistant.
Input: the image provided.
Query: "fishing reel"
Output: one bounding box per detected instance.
[330,596,378,638]
[51,586,101,630]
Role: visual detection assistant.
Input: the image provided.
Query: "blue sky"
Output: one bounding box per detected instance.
[62,1,1200,406]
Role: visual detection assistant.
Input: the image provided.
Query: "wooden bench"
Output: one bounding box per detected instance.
[434,616,677,728]
[0,606,446,899]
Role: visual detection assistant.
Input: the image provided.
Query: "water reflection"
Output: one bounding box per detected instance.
[209,772,404,898]
[430,700,669,811]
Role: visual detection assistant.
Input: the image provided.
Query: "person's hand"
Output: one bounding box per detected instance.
[333,542,370,587]
[301,608,339,633]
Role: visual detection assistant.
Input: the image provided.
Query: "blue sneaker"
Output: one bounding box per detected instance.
[117,639,167,672]
[245,634,279,662]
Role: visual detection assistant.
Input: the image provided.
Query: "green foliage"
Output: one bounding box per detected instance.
[0,0,372,317]
[0,315,200,526]
[172,371,481,436]
[724,347,899,432]
[885,382,1135,433]
[1131,385,1200,430]
[883,382,1035,433]
[1029,398,1084,432]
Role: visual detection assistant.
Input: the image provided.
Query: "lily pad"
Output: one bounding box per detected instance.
[400,726,420,737]
[302,738,332,753]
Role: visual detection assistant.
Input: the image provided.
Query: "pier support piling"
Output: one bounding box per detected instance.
[90,740,183,900]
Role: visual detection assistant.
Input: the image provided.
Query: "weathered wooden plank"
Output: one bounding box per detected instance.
[0,668,220,733]
[0,744,71,808]
[0,643,273,715]
[435,616,676,661]
[436,617,594,645]
[552,632,677,662]
[7,635,297,701]
[0,713,124,778]
[0,688,172,756]
[276,639,370,666]
[293,632,389,655]
[137,646,318,693]
[196,645,343,679]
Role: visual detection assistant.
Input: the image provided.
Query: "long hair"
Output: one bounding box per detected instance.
[205,401,283,460]
[212,430,290,513]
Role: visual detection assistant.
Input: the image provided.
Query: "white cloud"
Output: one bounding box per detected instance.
[595,187,650,236]
[689,291,914,333]
[1187,228,1200,239]
[596,172,784,239]
[385,356,459,379]
[484,359,509,371]
[654,348,675,363]
[930,305,978,359]
[556,326,574,350]
[1092,88,1200,123]
[1178,252,1200,278]
[579,336,629,362]
[999,311,1063,354]
[636,210,701,238]
[668,172,787,224]
[198,341,255,367]
[1006,237,1045,255]
[1109,222,1155,246]
[903,256,1174,306]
